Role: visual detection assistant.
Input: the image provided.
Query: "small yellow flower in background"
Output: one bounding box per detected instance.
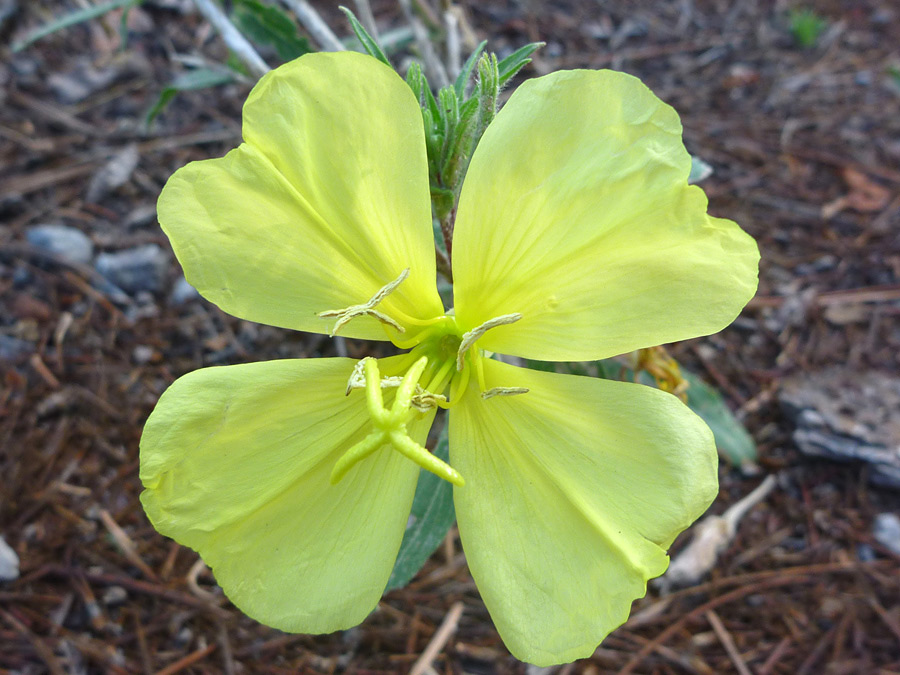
[140,51,758,665]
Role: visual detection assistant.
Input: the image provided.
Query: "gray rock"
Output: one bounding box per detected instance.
[170,275,200,305]
[86,144,140,202]
[95,245,168,294]
[0,536,19,581]
[780,369,900,490]
[26,224,94,265]
[874,513,900,555]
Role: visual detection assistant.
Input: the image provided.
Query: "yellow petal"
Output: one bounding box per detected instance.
[452,69,758,360]
[140,356,433,632]
[158,52,442,340]
[450,359,717,665]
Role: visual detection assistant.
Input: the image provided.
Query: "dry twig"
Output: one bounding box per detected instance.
[192,0,270,78]
[409,601,464,675]
[280,0,346,51]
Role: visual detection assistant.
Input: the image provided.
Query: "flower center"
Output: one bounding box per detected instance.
[330,356,465,487]
[320,268,529,484]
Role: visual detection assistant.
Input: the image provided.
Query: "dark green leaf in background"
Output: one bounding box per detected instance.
[680,368,757,466]
[385,421,455,592]
[232,0,312,62]
[146,68,235,123]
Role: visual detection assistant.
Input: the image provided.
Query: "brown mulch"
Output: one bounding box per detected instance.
[2,0,900,673]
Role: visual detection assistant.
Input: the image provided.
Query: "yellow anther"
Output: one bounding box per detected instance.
[346,358,403,395]
[411,391,448,412]
[456,313,522,370]
[318,268,409,337]
[482,387,529,400]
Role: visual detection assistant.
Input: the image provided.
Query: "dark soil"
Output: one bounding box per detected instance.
[2,1,900,673]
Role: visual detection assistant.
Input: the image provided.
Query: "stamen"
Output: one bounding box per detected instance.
[410,391,447,413]
[319,268,409,337]
[424,358,455,394]
[474,352,487,392]
[447,356,471,406]
[388,322,439,350]
[346,363,404,395]
[456,313,522,370]
[345,358,367,395]
[482,387,530,400]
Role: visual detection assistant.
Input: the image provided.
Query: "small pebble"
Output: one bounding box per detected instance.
[857,543,877,562]
[26,224,94,265]
[873,512,900,555]
[102,586,128,606]
[0,536,19,581]
[170,275,201,305]
[132,345,155,365]
[95,244,168,294]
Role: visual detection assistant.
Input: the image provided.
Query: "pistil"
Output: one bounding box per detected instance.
[331,356,464,487]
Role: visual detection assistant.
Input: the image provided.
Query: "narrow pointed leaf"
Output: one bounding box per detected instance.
[339,6,390,66]
[146,68,235,123]
[496,42,544,86]
[454,39,488,97]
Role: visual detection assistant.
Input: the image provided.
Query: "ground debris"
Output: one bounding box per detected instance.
[2,0,899,673]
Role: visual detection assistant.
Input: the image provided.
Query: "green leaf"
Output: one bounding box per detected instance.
[406,61,425,102]
[423,79,443,136]
[339,5,390,66]
[12,0,139,52]
[681,368,757,466]
[688,155,714,184]
[440,97,478,188]
[454,39,487,98]
[231,0,312,62]
[497,41,544,86]
[146,68,235,124]
[432,218,446,255]
[385,421,455,591]
[789,9,827,49]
